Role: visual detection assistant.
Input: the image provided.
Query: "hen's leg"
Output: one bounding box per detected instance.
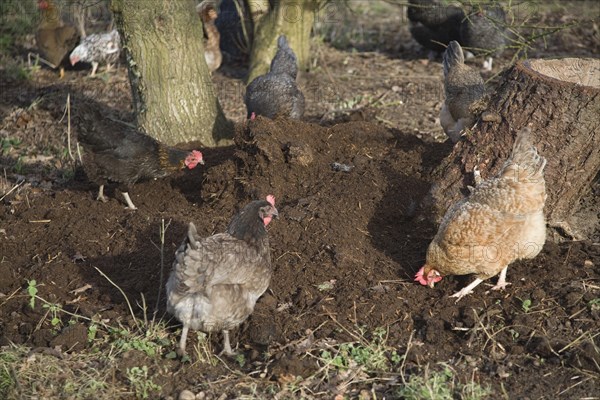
[96,185,108,202]
[91,61,99,77]
[491,267,511,291]
[122,192,138,210]
[482,57,493,72]
[450,278,484,301]
[473,166,482,186]
[220,330,235,356]
[177,325,189,356]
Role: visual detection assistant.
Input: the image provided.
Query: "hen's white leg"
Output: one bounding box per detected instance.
[450,278,484,301]
[177,325,189,356]
[221,330,235,356]
[122,192,138,210]
[91,61,98,77]
[491,267,511,291]
[473,166,482,186]
[96,185,108,202]
[483,57,493,72]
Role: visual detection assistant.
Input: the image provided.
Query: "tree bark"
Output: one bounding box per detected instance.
[246,0,317,84]
[425,58,600,239]
[111,0,232,146]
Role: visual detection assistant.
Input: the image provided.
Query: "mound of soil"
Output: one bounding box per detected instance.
[1,112,599,398]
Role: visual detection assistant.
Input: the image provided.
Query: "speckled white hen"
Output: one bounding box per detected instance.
[70,29,120,76]
[166,196,278,355]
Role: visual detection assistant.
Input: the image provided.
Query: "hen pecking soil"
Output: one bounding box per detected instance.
[1,1,600,399]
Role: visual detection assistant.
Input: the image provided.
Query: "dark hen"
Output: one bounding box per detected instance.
[407,0,464,54]
[166,195,278,355]
[245,35,305,119]
[77,123,203,210]
[459,4,508,71]
[440,41,485,142]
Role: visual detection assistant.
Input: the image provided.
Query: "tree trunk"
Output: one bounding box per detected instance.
[425,58,600,240]
[246,0,317,84]
[111,0,233,146]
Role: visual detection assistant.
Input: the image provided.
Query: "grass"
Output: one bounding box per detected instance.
[397,365,492,400]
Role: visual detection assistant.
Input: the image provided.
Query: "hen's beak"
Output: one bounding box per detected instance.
[428,281,436,288]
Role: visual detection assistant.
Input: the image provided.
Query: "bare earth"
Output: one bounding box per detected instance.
[1,1,599,399]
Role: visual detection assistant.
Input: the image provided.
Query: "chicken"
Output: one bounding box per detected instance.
[407,0,464,55]
[35,0,80,77]
[166,195,279,356]
[70,29,121,76]
[77,126,204,210]
[245,35,305,119]
[415,128,547,301]
[459,4,508,71]
[439,41,485,143]
[197,0,222,73]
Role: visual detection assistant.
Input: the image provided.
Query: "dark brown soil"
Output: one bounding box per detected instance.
[1,2,599,398]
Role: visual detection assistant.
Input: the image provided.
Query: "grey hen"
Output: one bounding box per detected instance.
[166,195,279,356]
[70,29,120,76]
[245,35,305,119]
[407,0,465,54]
[440,41,485,143]
[459,4,508,71]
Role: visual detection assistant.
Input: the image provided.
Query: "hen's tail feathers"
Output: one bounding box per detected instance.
[270,35,298,78]
[187,222,199,250]
[503,127,547,181]
[443,40,464,77]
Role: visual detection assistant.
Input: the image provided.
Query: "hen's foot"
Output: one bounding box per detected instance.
[490,266,509,291]
[96,185,108,202]
[450,278,484,302]
[491,281,511,291]
[219,330,236,357]
[122,192,138,210]
[450,287,475,302]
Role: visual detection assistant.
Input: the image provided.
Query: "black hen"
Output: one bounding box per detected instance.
[77,124,203,210]
[245,35,305,119]
[166,195,278,355]
[407,0,464,54]
[459,4,508,71]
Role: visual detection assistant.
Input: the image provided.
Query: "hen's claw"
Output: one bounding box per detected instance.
[96,185,108,202]
[491,267,510,291]
[450,278,484,302]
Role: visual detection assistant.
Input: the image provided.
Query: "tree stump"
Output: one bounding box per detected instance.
[426,58,600,240]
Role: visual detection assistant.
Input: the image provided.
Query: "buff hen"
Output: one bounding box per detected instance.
[167,195,278,355]
[416,128,547,300]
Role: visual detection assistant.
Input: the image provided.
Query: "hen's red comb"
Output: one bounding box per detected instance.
[266,195,275,206]
[414,266,428,286]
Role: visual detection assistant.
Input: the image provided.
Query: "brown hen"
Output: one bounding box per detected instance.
[416,128,547,300]
[35,0,80,77]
